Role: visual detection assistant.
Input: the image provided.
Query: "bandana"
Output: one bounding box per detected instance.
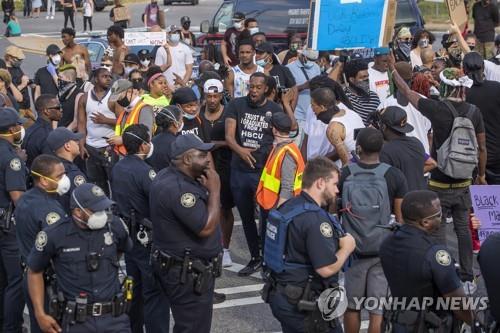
[439,68,473,88]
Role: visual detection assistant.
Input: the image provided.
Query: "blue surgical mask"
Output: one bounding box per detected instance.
[183,112,197,120]
[256,58,267,67]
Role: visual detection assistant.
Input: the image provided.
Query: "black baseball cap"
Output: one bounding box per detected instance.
[170,134,214,158]
[70,183,114,211]
[181,16,190,24]
[271,112,292,133]
[379,106,414,134]
[0,107,25,131]
[46,127,84,152]
[255,42,274,54]
[46,44,62,56]
[124,53,140,65]
[232,12,245,21]
[172,87,198,105]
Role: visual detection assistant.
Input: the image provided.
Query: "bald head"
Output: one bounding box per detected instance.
[421,48,435,68]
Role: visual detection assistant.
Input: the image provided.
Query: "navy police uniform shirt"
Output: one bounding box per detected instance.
[147,131,176,172]
[0,139,26,208]
[22,117,52,168]
[58,158,87,213]
[274,192,339,288]
[149,166,222,260]
[15,187,67,260]
[111,155,156,221]
[27,216,133,303]
[380,224,462,301]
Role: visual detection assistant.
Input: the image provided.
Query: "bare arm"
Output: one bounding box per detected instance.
[394,198,403,223]
[423,156,437,173]
[301,134,308,161]
[9,191,23,205]
[443,288,473,324]
[81,47,91,75]
[388,52,422,109]
[476,133,487,184]
[225,70,235,98]
[449,22,471,54]
[281,89,297,130]
[326,122,349,166]
[157,46,172,73]
[28,270,61,333]
[9,83,23,103]
[197,168,221,237]
[67,92,83,131]
[328,61,344,82]
[77,94,89,159]
[183,63,193,84]
[220,40,231,66]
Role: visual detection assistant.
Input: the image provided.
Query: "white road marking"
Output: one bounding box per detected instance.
[216,283,264,295]
[213,296,263,309]
[223,262,263,279]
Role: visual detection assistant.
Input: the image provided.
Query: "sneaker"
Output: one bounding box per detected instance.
[237,257,262,276]
[222,248,232,268]
[213,292,226,304]
[46,16,49,19]
[50,16,54,19]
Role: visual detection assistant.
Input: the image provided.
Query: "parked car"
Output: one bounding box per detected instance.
[198,0,425,63]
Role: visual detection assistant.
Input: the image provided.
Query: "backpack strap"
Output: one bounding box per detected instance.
[442,100,459,118]
[372,163,391,177]
[347,162,390,177]
[464,103,476,119]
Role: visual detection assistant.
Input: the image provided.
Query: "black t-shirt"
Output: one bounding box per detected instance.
[269,65,296,90]
[380,136,427,191]
[417,98,485,183]
[478,233,500,321]
[339,162,408,211]
[179,116,210,142]
[226,97,283,172]
[34,67,58,96]
[472,2,499,42]
[200,108,232,171]
[7,66,29,109]
[223,27,241,66]
[466,80,500,172]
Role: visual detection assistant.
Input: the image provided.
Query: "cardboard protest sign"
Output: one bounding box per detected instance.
[124,32,167,46]
[470,185,500,243]
[113,6,130,22]
[446,0,468,31]
[308,0,397,50]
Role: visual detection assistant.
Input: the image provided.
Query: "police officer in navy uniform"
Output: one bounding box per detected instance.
[150,133,222,333]
[27,183,133,333]
[46,127,87,213]
[111,124,170,333]
[0,106,27,332]
[479,232,500,327]
[379,190,473,332]
[265,157,356,333]
[15,154,69,333]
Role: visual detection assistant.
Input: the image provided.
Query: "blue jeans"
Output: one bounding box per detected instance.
[230,168,261,258]
[125,243,170,333]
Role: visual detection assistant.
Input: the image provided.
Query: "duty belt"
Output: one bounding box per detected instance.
[84,302,115,316]
[428,179,472,189]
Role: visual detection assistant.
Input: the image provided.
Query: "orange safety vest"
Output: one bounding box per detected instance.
[256,142,305,210]
[114,100,155,155]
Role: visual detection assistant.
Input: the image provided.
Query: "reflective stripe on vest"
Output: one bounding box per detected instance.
[114,100,146,155]
[256,142,305,210]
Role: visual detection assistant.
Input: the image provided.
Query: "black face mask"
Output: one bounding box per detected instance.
[316,106,338,124]
[132,80,143,90]
[117,95,131,108]
[182,23,190,30]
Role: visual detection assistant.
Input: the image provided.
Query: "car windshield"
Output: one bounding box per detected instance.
[396,0,416,26]
[213,2,234,33]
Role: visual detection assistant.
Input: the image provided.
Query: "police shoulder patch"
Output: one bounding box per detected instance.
[91,185,105,197]
[180,193,196,208]
[45,212,61,225]
[9,158,21,171]
[74,175,86,186]
[435,249,451,266]
[320,222,333,238]
[149,169,156,180]
[35,231,48,251]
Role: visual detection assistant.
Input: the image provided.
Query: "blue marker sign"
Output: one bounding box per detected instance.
[309,0,391,50]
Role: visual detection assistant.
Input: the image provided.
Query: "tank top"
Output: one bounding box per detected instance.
[232,65,264,98]
[329,109,365,168]
[85,89,115,148]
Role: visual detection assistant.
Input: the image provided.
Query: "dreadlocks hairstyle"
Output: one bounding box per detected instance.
[411,73,432,98]
[439,67,467,100]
